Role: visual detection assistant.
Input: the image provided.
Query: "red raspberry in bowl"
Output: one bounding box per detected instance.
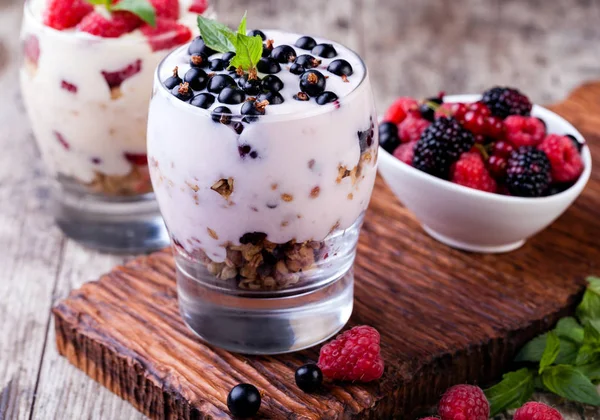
[189,0,209,13]
[141,18,193,52]
[383,97,419,125]
[504,115,546,147]
[450,151,497,193]
[438,384,489,420]
[513,402,563,420]
[44,0,94,30]
[399,115,430,143]
[317,325,384,382]
[393,141,417,165]
[151,0,180,20]
[78,11,141,37]
[538,134,584,183]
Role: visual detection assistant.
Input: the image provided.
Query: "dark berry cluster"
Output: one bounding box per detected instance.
[379,87,585,197]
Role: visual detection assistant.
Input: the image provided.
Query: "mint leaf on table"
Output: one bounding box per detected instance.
[577,277,600,324]
[484,368,535,416]
[517,332,578,365]
[577,359,600,381]
[539,332,560,373]
[555,317,585,344]
[575,320,600,365]
[542,365,600,405]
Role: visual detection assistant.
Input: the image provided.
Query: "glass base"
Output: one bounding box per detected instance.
[54,187,169,254]
[177,263,354,355]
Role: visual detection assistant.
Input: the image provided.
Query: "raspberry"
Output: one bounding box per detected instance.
[504,115,546,148]
[513,402,563,420]
[450,152,497,193]
[43,0,93,30]
[399,116,430,143]
[482,86,532,119]
[151,0,179,19]
[101,59,143,90]
[383,97,419,125]
[538,134,584,183]
[393,141,417,165]
[412,117,475,179]
[434,102,457,119]
[141,18,193,52]
[438,384,489,420]
[78,11,140,38]
[317,325,384,382]
[189,0,209,14]
[506,146,552,197]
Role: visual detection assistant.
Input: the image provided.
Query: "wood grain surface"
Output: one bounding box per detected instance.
[1,0,600,419]
[50,83,600,419]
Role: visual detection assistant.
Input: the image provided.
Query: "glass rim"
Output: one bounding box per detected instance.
[22,0,208,45]
[154,35,370,122]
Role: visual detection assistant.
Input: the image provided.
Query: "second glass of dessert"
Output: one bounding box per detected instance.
[148,18,378,354]
[20,0,210,252]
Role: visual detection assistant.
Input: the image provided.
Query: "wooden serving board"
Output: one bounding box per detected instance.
[53,83,600,419]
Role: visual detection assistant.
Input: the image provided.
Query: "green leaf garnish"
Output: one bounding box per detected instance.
[575,320,600,365]
[516,332,578,365]
[196,13,263,71]
[555,317,585,344]
[484,368,534,416]
[539,332,560,373]
[86,0,157,27]
[542,365,600,405]
[577,277,600,324]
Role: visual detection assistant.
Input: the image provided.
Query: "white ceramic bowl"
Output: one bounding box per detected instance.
[377,94,592,253]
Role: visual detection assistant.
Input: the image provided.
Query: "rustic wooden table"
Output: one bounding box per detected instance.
[1,0,599,419]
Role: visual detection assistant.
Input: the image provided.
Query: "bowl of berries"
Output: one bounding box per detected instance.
[377,87,592,253]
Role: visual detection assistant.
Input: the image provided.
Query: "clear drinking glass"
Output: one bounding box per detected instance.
[19,2,203,252]
[148,32,378,354]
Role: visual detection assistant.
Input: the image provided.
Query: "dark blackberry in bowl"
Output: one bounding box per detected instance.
[482,86,532,119]
[506,146,552,197]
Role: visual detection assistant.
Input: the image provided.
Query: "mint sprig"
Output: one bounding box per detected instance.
[485,276,600,415]
[85,0,156,26]
[196,13,262,72]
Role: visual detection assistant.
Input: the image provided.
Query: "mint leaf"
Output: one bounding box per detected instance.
[484,368,535,416]
[229,33,262,70]
[556,317,585,344]
[197,15,236,53]
[576,320,600,365]
[517,332,576,365]
[111,0,156,26]
[539,332,560,373]
[237,11,247,35]
[577,359,600,381]
[577,277,600,324]
[542,365,600,405]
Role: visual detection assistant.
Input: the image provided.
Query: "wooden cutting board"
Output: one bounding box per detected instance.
[53,83,600,419]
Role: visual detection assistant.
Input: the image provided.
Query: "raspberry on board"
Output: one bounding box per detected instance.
[481,86,532,119]
[538,134,584,183]
[43,0,93,30]
[383,97,419,125]
[506,146,552,197]
[438,384,489,420]
[450,151,497,193]
[504,115,546,148]
[141,18,193,52]
[513,402,563,420]
[399,116,430,143]
[317,325,384,382]
[412,117,475,179]
[393,141,417,165]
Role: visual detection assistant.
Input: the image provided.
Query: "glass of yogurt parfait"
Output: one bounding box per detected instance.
[19,0,211,252]
[148,16,378,354]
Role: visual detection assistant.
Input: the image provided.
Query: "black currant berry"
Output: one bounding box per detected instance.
[316,91,338,105]
[222,51,236,62]
[295,54,321,68]
[241,98,267,122]
[379,132,401,154]
[295,35,317,50]
[327,59,353,76]
[190,92,215,109]
[257,91,284,105]
[419,103,435,122]
[271,45,296,63]
[289,63,306,75]
[295,364,323,393]
[260,75,284,92]
[379,122,398,137]
[257,57,281,74]
[164,67,182,89]
[171,83,193,101]
[207,74,236,93]
[227,384,261,418]
[183,68,208,91]
[218,87,246,104]
[188,36,216,57]
[299,70,326,97]
[238,75,262,95]
[209,58,228,71]
[190,53,208,68]
[247,29,266,40]
[311,43,337,58]
[211,106,232,124]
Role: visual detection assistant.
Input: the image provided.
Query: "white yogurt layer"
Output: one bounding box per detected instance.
[19,1,202,185]
[148,30,378,262]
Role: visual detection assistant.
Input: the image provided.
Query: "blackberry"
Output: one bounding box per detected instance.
[481,86,532,119]
[412,117,475,178]
[506,146,551,197]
